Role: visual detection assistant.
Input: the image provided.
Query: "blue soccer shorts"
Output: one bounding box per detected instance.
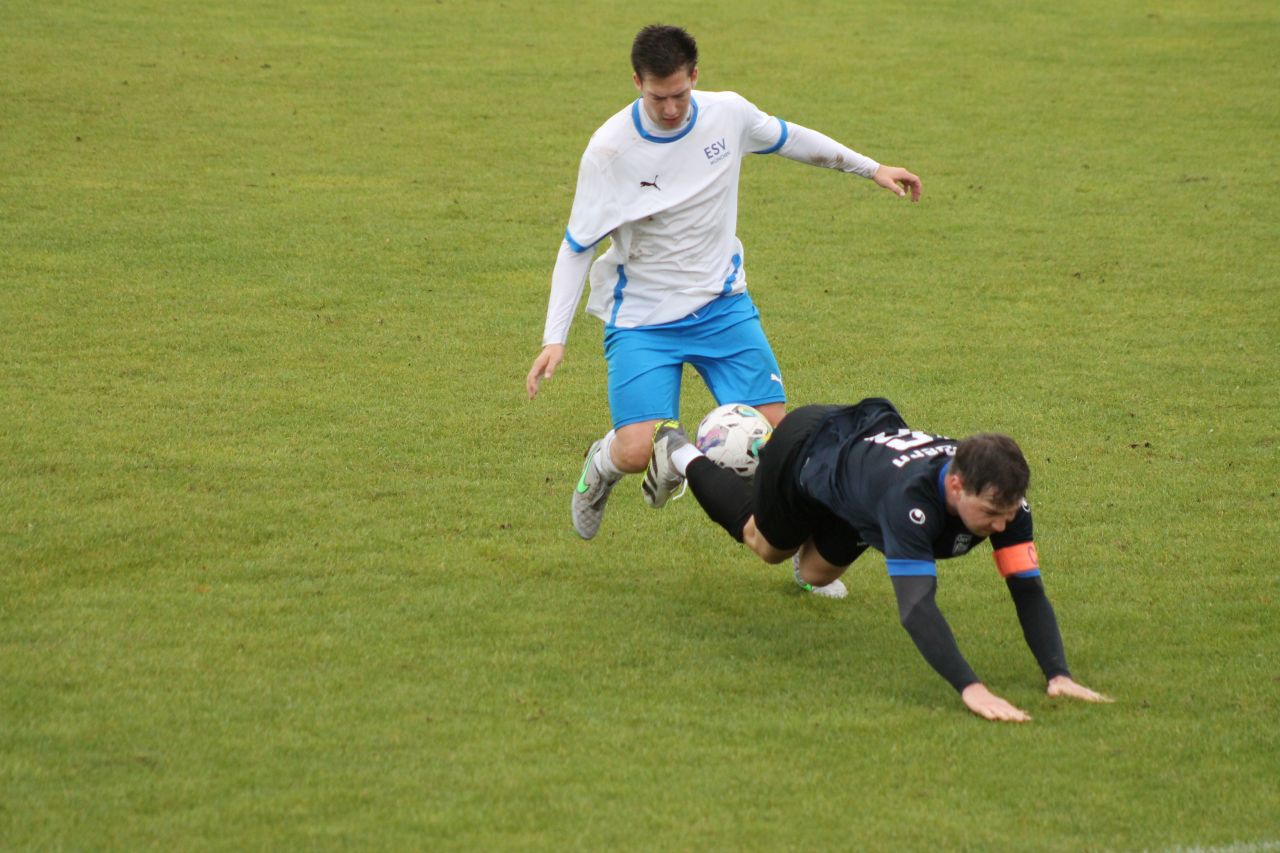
[603,292,786,430]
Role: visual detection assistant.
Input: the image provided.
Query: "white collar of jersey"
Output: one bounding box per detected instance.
[631,97,700,143]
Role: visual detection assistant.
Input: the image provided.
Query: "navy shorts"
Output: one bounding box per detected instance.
[752,404,870,567]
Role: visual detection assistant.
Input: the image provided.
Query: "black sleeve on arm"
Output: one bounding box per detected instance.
[1005,574,1071,681]
[891,575,980,693]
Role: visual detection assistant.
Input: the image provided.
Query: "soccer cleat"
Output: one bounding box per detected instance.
[643,419,690,509]
[572,438,621,540]
[793,555,848,599]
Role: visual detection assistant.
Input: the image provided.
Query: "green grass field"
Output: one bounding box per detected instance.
[3,1,1277,849]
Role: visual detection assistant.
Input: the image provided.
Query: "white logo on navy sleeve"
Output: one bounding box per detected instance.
[909,508,927,525]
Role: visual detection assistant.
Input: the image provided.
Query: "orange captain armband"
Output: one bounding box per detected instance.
[994,542,1040,577]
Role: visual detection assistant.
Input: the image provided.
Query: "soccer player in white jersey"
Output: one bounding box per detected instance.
[525,24,922,542]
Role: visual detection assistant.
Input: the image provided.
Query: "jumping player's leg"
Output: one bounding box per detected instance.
[571,330,682,538]
[609,421,658,473]
[754,402,786,429]
[686,295,787,427]
[604,326,686,470]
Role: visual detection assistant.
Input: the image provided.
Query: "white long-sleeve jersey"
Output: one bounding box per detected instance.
[540,90,880,346]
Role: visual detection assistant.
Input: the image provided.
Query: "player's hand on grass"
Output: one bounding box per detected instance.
[873,165,922,202]
[526,344,565,399]
[961,683,1032,723]
[1046,675,1113,704]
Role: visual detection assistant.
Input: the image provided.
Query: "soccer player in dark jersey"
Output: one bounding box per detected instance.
[645,397,1112,722]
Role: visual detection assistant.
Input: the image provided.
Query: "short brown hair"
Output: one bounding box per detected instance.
[631,24,698,79]
[952,433,1030,506]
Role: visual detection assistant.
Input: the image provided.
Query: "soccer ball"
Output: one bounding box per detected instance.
[695,403,773,478]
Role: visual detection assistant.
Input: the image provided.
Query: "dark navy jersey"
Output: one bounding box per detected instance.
[795,399,1039,579]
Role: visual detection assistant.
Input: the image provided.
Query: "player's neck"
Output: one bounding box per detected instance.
[636,101,693,137]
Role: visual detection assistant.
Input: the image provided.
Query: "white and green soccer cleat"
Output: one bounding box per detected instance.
[572,438,621,540]
[643,419,690,509]
[793,554,848,599]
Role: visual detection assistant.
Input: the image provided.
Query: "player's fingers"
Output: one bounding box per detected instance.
[526,362,545,398]
[998,701,1031,722]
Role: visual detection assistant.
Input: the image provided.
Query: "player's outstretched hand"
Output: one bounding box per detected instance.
[526,344,565,400]
[1046,675,1114,704]
[961,683,1032,723]
[873,165,922,202]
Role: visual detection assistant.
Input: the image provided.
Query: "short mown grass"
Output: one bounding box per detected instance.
[2,1,1277,849]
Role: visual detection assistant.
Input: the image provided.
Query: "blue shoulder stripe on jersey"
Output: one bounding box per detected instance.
[720,253,742,295]
[886,559,937,577]
[564,229,595,253]
[607,264,628,327]
[936,459,951,502]
[631,98,700,143]
[752,117,789,155]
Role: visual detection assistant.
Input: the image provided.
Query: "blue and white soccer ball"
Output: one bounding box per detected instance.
[695,403,773,478]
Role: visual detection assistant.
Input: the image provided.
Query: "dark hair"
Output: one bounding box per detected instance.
[631,24,698,79]
[952,433,1030,506]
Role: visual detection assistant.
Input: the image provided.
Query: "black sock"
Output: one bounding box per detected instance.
[685,457,753,543]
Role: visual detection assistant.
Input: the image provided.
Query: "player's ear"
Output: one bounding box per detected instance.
[633,72,643,91]
[689,67,699,87]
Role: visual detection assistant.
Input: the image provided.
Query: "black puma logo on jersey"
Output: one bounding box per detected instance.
[640,175,660,190]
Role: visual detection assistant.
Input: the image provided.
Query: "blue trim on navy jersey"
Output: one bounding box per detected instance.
[886,559,938,577]
[936,460,951,502]
[1010,569,1042,579]
[631,98,700,143]
[720,253,742,295]
[753,117,789,155]
[608,265,628,326]
[564,229,592,253]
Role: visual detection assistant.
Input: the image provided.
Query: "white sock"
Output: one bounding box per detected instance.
[592,430,624,479]
[670,444,702,476]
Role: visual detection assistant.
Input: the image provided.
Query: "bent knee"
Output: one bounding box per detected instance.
[743,518,792,564]
[611,429,654,473]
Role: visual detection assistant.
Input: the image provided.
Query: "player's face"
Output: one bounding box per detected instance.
[953,484,1021,537]
[634,67,698,129]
